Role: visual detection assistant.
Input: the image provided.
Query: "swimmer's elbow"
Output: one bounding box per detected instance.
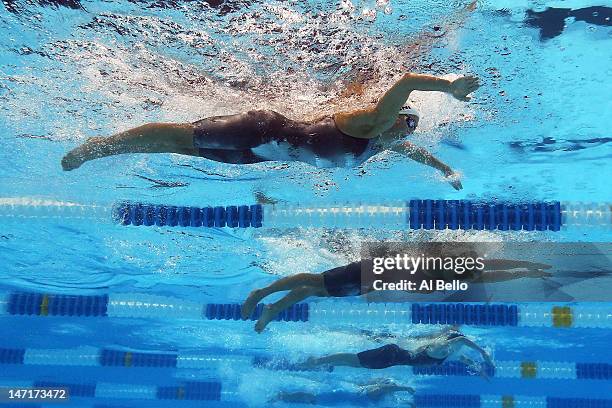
[401,72,418,82]
[399,73,421,89]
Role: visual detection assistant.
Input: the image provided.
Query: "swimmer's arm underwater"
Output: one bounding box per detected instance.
[448,336,494,368]
[473,260,553,282]
[334,73,479,139]
[393,141,463,190]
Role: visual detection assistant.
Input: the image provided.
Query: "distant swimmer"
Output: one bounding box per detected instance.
[298,326,494,378]
[271,380,415,406]
[241,258,550,332]
[61,73,480,190]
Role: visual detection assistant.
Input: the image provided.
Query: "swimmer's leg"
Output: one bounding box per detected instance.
[271,391,317,404]
[254,285,325,333]
[299,353,362,369]
[241,273,325,319]
[61,123,196,171]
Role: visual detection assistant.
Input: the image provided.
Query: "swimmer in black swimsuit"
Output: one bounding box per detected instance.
[61,73,479,190]
[272,380,415,407]
[299,326,494,378]
[241,261,363,333]
[242,257,551,332]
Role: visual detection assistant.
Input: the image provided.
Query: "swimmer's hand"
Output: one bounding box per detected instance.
[61,137,104,171]
[461,356,493,381]
[527,262,553,271]
[479,364,493,381]
[443,167,463,190]
[449,76,480,102]
[527,268,554,278]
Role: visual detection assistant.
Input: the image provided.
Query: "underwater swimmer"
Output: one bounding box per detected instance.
[242,257,550,332]
[272,381,415,406]
[299,326,493,378]
[61,73,479,190]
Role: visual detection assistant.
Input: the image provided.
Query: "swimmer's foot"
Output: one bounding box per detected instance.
[295,356,319,370]
[254,191,278,205]
[254,304,277,333]
[241,289,265,320]
[61,137,105,171]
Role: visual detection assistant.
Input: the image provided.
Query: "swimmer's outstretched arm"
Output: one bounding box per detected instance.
[483,259,552,271]
[411,325,461,341]
[393,141,463,190]
[61,123,196,171]
[363,383,415,400]
[474,259,553,282]
[449,336,494,368]
[334,73,479,139]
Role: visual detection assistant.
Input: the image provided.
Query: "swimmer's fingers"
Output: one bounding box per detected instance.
[450,179,463,190]
[450,76,479,101]
[464,75,480,86]
[463,76,480,94]
[532,269,554,278]
[442,168,463,190]
[529,262,553,270]
[448,176,463,190]
[464,78,480,98]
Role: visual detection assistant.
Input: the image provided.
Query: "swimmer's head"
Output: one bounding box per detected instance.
[399,105,420,133]
[382,105,420,143]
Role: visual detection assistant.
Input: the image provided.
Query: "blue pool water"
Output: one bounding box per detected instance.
[1,0,611,406]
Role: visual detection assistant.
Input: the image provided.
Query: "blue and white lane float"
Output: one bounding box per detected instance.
[1,346,610,381]
[0,379,610,408]
[1,291,611,329]
[1,197,610,231]
[412,394,612,408]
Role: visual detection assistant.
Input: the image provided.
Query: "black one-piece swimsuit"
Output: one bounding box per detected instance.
[192,110,382,167]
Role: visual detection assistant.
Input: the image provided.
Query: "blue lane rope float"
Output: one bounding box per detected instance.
[412,394,612,408]
[1,292,611,329]
[1,198,610,230]
[111,202,263,228]
[112,200,564,230]
[1,346,610,381]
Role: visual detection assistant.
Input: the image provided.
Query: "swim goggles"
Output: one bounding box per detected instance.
[399,105,420,129]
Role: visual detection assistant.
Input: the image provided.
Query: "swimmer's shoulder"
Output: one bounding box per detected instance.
[333,111,381,139]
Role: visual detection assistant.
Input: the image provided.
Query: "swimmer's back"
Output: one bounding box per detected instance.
[192,110,382,168]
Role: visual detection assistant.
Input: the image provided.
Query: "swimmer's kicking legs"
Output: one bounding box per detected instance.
[241,272,332,333]
[61,123,198,171]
